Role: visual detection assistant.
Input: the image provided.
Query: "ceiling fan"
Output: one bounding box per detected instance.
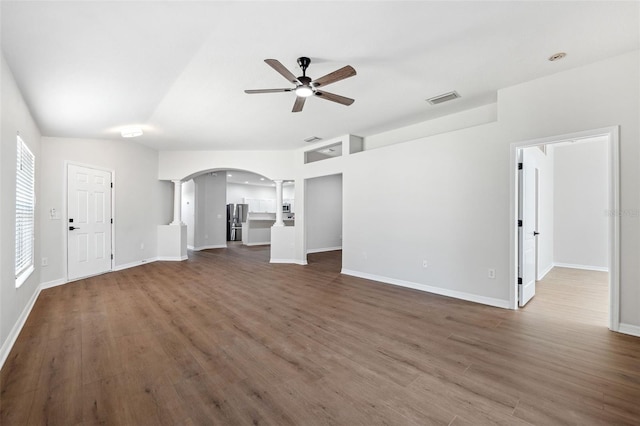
[245,57,356,112]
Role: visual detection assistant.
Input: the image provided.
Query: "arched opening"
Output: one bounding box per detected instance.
[180,168,295,256]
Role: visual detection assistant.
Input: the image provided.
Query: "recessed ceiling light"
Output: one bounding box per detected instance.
[548,52,567,62]
[227,174,232,177]
[244,181,249,184]
[120,127,143,138]
[260,178,265,181]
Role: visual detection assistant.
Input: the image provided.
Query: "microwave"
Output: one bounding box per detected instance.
[282,203,291,213]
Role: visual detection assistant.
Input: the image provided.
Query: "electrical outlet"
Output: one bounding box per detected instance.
[422,260,428,268]
[488,268,496,279]
[42,257,48,267]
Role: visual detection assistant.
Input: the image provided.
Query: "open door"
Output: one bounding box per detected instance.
[518,150,537,306]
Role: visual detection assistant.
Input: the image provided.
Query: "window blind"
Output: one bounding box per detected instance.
[15,136,35,279]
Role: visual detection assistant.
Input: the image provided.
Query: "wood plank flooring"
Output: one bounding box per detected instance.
[1,244,639,425]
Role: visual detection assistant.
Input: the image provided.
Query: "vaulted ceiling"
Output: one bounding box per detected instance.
[1,1,638,151]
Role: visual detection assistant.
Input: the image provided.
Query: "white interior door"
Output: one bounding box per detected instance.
[518,150,536,306]
[67,164,112,280]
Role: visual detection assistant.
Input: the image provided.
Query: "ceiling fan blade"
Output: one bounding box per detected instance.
[314,90,355,106]
[312,65,356,88]
[292,96,306,113]
[265,59,300,84]
[244,88,293,94]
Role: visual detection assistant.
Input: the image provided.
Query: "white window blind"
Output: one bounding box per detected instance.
[15,135,35,280]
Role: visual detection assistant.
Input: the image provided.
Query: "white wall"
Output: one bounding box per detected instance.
[553,138,609,270]
[39,137,173,282]
[182,179,195,249]
[306,174,342,253]
[1,52,42,363]
[193,173,226,249]
[521,146,554,279]
[226,182,275,205]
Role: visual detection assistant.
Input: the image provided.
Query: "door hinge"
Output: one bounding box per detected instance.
[518,220,522,227]
[110,182,113,188]
[517,277,522,285]
[111,254,113,260]
[518,162,523,170]
[111,218,113,224]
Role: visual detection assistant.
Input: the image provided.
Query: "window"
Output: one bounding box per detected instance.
[15,135,35,287]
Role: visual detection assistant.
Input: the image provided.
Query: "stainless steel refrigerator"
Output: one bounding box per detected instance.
[226,203,248,241]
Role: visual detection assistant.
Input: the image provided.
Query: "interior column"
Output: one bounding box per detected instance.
[274,180,284,227]
[171,180,184,225]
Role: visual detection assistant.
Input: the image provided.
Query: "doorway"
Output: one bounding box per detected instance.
[510,127,620,330]
[67,164,113,281]
[304,173,343,269]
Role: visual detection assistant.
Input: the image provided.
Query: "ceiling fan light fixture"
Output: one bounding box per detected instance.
[295,85,313,97]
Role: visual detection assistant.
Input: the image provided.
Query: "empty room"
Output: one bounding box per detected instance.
[1,1,639,425]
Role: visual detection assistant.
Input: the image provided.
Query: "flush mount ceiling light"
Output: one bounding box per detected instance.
[120,126,143,138]
[548,52,567,62]
[295,84,314,97]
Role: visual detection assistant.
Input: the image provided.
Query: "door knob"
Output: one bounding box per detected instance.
[533,231,540,236]
[69,226,80,231]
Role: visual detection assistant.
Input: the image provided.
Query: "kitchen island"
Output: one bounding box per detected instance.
[241,212,294,246]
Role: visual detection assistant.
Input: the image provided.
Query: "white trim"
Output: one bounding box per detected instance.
[245,242,270,246]
[270,258,307,265]
[306,246,342,254]
[341,269,510,309]
[156,255,188,261]
[509,126,620,332]
[15,265,35,288]
[538,263,554,281]
[113,258,157,272]
[191,244,227,251]
[617,323,640,338]
[553,262,608,272]
[0,284,41,370]
[40,278,67,290]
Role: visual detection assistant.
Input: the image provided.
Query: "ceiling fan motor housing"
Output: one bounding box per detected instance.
[297,56,311,75]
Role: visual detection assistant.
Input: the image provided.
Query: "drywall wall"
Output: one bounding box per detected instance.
[553,138,609,270]
[193,173,226,250]
[306,174,342,253]
[0,52,42,364]
[498,50,639,326]
[182,179,195,249]
[521,146,554,279]
[39,137,173,283]
[364,103,497,151]
[227,182,275,205]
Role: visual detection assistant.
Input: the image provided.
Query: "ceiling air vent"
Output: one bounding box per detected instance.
[304,136,323,143]
[426,91,460,105]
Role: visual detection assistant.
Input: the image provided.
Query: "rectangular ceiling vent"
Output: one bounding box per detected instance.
[304,136,323,143]
[426,91,460,105]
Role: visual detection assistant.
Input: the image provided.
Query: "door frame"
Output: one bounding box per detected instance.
[509,126,620,331]
[65,161,116,281]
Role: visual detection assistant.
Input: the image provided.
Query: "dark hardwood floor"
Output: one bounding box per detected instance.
[1,244,639,425]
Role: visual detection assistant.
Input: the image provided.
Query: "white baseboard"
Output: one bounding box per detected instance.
[156,255,188,261]
[341,269,511,310]
[113,258,158,272]
[270,258,307,265]
[618,323,640,338]
[306,246,342,254]
[554,262,608,272]
[538,263,554,280]
[0,284,42,371]
[187,245,195,250]
[246,242,270,246]
[40,278,67,290]
[192,244,227,251]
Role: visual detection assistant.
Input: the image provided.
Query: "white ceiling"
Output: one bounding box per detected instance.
[1,1,638,151]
